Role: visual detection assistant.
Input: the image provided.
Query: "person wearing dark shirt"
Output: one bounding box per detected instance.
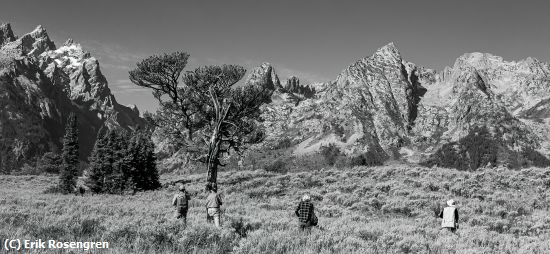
[172,184,191,226]
[295,194,317,231]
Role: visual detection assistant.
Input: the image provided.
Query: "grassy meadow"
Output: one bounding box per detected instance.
[1,165,550,253]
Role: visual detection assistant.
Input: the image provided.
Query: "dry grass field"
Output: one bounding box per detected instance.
[2,165,550,253]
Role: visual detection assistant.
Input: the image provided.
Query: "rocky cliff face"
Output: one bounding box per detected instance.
[257,43,550,169]
[0,24,144,173]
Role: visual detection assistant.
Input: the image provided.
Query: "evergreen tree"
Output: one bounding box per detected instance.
[36,152,61,174]
[140,131,160,190]
[85,128,160,194]
[108,130,130,194]
[126,130,160,192]
[58,113,79,193]
[85,129,109,193]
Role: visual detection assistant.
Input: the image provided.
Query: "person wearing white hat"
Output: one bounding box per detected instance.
[205,183,223,227]
[439,199,459,232]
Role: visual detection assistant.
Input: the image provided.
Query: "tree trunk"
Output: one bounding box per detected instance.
[206,132,221,184]
[206,117,223,184]
[207,157,218,184]
[206,87,230,184]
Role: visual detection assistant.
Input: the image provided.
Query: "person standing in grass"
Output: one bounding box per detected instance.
[205,183,223,227]
[173,184,190,226]
[439,199,459,232]
[295,194,318,231]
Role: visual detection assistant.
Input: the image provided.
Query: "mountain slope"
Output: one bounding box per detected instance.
[256,43,550,169]
[0,24,144,173]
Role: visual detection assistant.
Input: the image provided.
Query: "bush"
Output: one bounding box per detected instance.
[422,126,550,170]
[36,152,61,174]
[421,126,497,170]
[265,158,287,173]
[522,147,550,167]
[320,143,342,166]
[273,137,294,150]
[16,163,39,175]
[228,217,260,237]
[348,151,385,167]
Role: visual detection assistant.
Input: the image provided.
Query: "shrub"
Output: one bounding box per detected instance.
[320,143,342,166]
[349,151,385,167]
[264,158,287,173]
[228,217,260,237]
[381,203,413,217]
[522,147,550,167]
[70,219,104,238]
[421,126,497,170]
[273,137,294,150]
[36,152,61,174]
[369,198,384,211]
[422,126,550,170]
[16,163,39,175]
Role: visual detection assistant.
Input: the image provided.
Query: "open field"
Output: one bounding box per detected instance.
[2,165,550,253]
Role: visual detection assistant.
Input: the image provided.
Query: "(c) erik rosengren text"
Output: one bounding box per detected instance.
[3,239,109,251]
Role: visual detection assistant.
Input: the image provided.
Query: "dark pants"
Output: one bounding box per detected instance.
[175,210,188,226]
[443,227,457,233]
[299,221,313,232]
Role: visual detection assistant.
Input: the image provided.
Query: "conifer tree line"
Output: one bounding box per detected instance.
[84,128,161,194]
[52,112,160,194]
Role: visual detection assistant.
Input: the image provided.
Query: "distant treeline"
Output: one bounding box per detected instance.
[36,114,161,195]
[421,126,550,170]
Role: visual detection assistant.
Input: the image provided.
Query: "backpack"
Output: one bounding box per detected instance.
[310,212,318,226]
[441,207,456,228]
[176,192,189,211]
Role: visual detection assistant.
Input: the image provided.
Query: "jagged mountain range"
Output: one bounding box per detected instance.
[2,23,549,172]
[0,24,144,173]
[253,43,550,169]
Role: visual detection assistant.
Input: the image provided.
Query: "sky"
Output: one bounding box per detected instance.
[1,0,549,112]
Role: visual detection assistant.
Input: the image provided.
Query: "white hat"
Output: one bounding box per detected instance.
[302,194,311,201]
[447,199,455,206]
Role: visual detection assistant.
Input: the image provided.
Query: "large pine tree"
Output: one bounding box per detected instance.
[105,130,130,194]
[85,129,109,193]
[58,113,79,194]
[138,131,160,190]
[125,130,160,192]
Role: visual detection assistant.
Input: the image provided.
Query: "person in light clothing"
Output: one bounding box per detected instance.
[439,199,459,232]
[205,183,223,227]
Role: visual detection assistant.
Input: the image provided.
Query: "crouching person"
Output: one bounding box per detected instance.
[295,194,318,231]
[439,199,459,233]
[173,184,190,227]
[205,183,223,227]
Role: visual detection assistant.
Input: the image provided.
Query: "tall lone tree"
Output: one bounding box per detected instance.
[130,52,271,184]
[59,113,79,193]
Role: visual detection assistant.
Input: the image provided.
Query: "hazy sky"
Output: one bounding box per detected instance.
[1,0,549,112]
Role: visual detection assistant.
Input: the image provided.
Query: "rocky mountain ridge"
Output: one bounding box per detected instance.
[254,43,550,169]
[0,24,144,173]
